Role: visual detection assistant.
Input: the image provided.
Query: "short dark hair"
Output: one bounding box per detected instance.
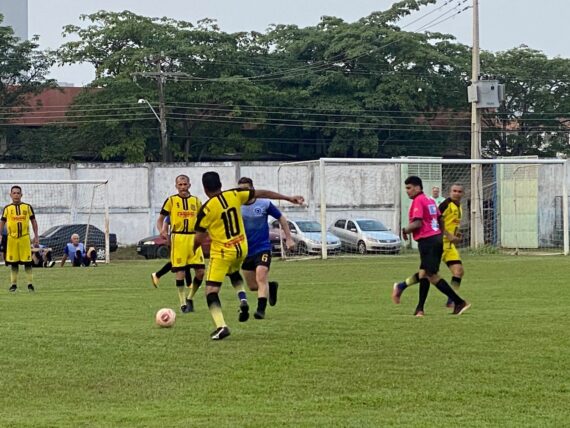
[175,174,189,183]
[202,171,222,193]
[237,177,254,187]
[404,176,423,189]
[10,185,22,193]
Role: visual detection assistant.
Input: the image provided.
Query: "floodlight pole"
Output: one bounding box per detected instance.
[470,0,484,248]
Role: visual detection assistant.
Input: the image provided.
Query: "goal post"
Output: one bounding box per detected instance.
[0,180,111,263]
[277,158,568,259]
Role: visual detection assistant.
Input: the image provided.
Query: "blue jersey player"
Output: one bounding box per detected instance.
[238,177,295,319]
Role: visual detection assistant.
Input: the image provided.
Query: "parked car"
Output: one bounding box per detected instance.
[136,234,211,259]
[271,218,341,255]
[329,218,401,255]
[39,224,118,259]
[268,229,284,255]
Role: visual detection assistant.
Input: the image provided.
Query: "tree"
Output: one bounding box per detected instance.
[0,14,56,160]
[481,47,570,157]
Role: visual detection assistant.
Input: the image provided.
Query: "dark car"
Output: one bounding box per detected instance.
[39,224,118,259]
[136,234,212,259]
[137,231,281,259]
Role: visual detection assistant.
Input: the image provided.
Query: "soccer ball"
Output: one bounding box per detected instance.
[155,308,176,328]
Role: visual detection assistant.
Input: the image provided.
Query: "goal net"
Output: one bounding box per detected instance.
[277,158,569,258]
[0,180,111,263]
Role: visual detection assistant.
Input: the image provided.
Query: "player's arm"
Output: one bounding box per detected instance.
[269,203,294,250]
[156,214,167,239]
[253,190,304,205]
[402,219,422,241]
[277,215,295,250]
[30,218,39,246]
[193,206,209,252]
[194,231,208,253]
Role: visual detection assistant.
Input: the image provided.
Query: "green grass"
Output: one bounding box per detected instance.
[1,255,569,427]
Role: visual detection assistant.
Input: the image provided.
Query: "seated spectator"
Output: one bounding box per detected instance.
[60,233,98,267]
[31,245,56,268]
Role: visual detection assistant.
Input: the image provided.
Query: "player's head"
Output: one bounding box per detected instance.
[10,185,22,203]
[237,177,254,190]
[404,176,423,199]
[449,183,464,202]
[175,174,190,196]
[70,233,80,245]
[431,186,440,198]
[202,171,222,197]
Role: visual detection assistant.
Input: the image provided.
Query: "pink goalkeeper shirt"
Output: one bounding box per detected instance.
[409,192,441,241]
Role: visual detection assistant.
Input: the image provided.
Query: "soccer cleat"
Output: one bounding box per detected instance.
[181,304,192,313]
[9,284,17,292]
[453,301,471,315]
[238,299,250,322]
[185,298,194,313]
[211,326,231,340]
[391,282,404,304]
[150,272,160,288]
[414,309,425,317]
[47,261,56,268]
[254,310,265,320]
[28,284,35,293]
[268,281,279,306]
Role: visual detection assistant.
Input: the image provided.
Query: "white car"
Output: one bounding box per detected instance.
[329,218,401,255]
[270,219,341,255]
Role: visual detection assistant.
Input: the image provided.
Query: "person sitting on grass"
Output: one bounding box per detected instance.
[60,233,98,267]
[31,245,56,268]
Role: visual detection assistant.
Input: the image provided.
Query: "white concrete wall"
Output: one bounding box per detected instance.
[0,160,566,247]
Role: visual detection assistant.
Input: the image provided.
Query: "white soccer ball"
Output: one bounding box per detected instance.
[155,308,176,328]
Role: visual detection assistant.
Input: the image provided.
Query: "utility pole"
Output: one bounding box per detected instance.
[133,60,189,162]
[470,0,484,248]
[156,61,168,162]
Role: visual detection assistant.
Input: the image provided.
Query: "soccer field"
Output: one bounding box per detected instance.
[1,255,569,427]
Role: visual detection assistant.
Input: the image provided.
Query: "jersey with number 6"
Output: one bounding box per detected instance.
[195,188,255,259]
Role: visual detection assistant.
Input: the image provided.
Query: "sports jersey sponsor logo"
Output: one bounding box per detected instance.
[177,212,196,218]
[428,204,437,215]
[223,235,245,248]
[11,215,26,221]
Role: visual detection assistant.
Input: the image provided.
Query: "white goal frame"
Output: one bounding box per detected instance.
[0,179,111,263]
[279,158,568,259]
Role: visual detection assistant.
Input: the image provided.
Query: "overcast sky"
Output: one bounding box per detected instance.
[25,0,570,85]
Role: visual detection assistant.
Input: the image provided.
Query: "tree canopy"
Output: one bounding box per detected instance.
[1,2,569,162]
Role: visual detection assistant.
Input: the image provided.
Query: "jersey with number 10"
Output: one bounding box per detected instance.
[195,188,254,259]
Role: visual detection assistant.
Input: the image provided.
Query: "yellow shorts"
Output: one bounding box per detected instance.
[170,233,204,270]
[6,235,32,265]
[206,246,246,284]
[442,241,461,264]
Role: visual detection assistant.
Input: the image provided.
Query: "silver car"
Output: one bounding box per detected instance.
[329,218,401,255]
[270,219,341,255]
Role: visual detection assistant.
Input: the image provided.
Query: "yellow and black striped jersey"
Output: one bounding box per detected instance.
[160,194,202,234]
[1,203,36,238]
[438,198,462,241]
[195,188,254,255]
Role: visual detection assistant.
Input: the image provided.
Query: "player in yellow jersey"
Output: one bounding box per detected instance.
[0,186,39,292]
[194,171,304,340]
[156,175,205,313]
[391,183,465,308]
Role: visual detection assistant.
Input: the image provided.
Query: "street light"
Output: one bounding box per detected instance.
[138,98,160,122]
[138,98,168,161]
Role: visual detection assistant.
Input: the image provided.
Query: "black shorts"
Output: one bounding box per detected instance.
[417,234,443,275]
[241,251,272,271]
